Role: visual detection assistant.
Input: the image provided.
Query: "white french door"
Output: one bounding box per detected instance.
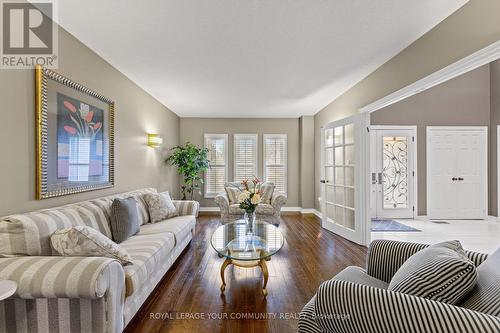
[427,127,487,220]
[370,126,416,219]
[320,114,369,245]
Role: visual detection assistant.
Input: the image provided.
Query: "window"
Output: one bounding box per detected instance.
[263,134,287,193]
[234,134,258,182]
[204,134,228,198]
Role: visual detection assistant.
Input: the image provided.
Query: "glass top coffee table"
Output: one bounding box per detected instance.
[211,220,284,297]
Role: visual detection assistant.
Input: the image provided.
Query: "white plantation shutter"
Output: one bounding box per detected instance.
[204,134,228,197]
[264,134,287,193]
[234,134,258,182]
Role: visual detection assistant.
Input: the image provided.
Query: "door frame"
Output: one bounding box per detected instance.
[427,126,488,220]
[320,113,370,246]
[497,125,500,220]
[369,125,418,219]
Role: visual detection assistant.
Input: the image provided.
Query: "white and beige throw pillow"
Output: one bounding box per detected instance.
[143,191,178,223]
[51,226,133,265]
[259,182,275,204]
[225,185,241,204]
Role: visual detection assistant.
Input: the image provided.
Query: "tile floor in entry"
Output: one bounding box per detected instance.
[371,217,500,254]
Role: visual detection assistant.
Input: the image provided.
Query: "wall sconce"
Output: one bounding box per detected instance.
[147,134,163,148]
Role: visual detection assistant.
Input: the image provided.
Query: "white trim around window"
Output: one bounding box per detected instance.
[263,134,287,194]
[204,133,228,198]
[233,133,258,182]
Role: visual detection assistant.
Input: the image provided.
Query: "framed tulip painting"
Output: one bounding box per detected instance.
[35,65,114,199]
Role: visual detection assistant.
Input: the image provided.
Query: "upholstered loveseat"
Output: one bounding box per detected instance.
[214,187,287,224]
[0,188,199,333]
[299,239,500,333]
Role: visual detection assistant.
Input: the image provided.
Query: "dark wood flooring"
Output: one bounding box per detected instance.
[124,213,367,333]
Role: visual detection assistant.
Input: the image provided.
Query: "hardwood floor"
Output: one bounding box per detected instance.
[124,213,367,333]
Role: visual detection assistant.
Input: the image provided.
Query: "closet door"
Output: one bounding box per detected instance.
[454,130,487,219]
[427,129,457,219]
[427,127,487,220]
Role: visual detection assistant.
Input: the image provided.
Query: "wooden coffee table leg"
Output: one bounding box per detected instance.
[220,258,232,294]
[259,258,269,297]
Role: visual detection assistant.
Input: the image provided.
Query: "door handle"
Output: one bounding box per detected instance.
[377,172,383,184]
[452,177,457,181]
[371,173,377,184]
[320,180,326,184]
[458,177,464,181]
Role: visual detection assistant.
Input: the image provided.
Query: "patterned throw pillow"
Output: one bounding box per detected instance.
[51,226,133,265]
[143,192,178,223]
[225,184,241,204]
[388,240,477,304]
[259,182,275,204]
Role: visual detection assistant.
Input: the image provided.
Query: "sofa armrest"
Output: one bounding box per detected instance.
[271,191,287,211]
[173,200,200,217]
[314,279,500,333]
[214,192,230,213]
[0,256,125,299]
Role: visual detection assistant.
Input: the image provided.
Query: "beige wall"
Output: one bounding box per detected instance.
[371,65,491,215]
[314,0,500,210]
[299,116,315,209]
[0,27,180,216]
[179,118,304,207]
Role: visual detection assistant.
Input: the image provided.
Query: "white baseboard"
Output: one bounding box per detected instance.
[199,206,322,219]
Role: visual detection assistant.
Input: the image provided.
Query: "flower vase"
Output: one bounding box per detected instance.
[244,211,256,235]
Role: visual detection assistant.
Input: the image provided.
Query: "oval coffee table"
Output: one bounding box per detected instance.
[211,220,284,297]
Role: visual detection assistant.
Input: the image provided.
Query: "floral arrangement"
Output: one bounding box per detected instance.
[238,177,262,214]
[62,100,102,139]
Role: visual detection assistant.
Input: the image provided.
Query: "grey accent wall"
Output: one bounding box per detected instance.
[0,27,180,216]
[314,0,500,211]
[179,117,315,208]
[371,64,491,216]
[490,60,500,216]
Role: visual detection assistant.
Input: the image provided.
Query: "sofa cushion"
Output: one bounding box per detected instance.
[138,215,195,246]
[0,207,97,256]
[388,240,477,304]
[75,198,114,238]
[51,225,133,265]
[460,247,500,316]
[120,232,176,296]
[228,203,274,215]
[333,266,389,289]
[110,197,140,243]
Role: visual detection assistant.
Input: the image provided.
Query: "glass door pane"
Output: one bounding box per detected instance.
[382,136,409,209]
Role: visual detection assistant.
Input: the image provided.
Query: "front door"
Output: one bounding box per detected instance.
[370,127,416,219]
[320,114,369,245]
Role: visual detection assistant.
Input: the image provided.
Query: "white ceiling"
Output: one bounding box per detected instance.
[55,0,467,118]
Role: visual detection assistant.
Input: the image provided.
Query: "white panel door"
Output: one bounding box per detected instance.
[427,127,487,220]
[370,127,416,219]
[320,113,369,245]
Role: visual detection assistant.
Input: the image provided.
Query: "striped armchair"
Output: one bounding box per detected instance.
[299,240,500,333]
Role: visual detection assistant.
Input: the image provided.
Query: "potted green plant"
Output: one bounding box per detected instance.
[166,142,210,200]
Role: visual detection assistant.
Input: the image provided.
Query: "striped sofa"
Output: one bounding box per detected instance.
[298,239,500,333]
[0,188,199,333]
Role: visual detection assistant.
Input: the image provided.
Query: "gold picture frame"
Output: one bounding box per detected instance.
[35,65,115,199]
